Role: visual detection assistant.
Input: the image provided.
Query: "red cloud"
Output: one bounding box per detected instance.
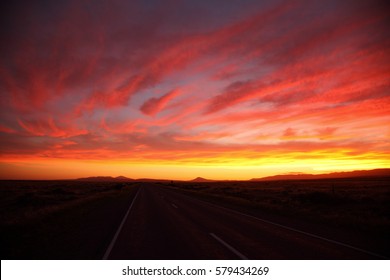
[17,118,87,138]
[0,124,17,134]
[140,89,182,116]
[1,0,389,179]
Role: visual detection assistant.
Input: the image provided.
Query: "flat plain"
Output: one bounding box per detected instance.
[1,177,389,259]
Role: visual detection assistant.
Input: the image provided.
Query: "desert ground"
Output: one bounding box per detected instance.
[1,177,389,259]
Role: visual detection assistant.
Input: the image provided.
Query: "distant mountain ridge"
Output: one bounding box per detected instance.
[250,168,390,181]
[76,176,171,182]
[75,168,390,182]
[76,176,133,182]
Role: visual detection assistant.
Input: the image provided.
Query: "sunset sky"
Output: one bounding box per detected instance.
[0,0,389,180]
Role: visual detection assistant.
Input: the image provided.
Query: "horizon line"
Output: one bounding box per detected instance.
[1,168,389,181]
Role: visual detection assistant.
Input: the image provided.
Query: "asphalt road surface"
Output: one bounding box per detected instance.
[103,184,387,260]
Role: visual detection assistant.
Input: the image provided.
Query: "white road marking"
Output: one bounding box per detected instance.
[174,191,387,259]
[213,204,387,259]
[102,188,141,260]
[171,203,178,209]
[210,233,248,260]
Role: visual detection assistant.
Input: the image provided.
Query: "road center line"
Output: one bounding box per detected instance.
[171,203,178,209]
[210,233,248,260]
[102,188,141,260]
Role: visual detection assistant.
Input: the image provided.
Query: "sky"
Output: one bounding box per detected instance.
[0,0,389,180]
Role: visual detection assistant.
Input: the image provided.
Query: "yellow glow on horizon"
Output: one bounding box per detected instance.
[1,150,389,180]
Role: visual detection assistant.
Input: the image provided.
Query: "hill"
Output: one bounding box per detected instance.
[190,177,215,182]
[251,168,390,181]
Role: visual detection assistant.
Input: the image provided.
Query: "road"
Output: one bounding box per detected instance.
[103,184,387,260]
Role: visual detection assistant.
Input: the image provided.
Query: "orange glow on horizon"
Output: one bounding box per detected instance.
[1,148,389,180]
